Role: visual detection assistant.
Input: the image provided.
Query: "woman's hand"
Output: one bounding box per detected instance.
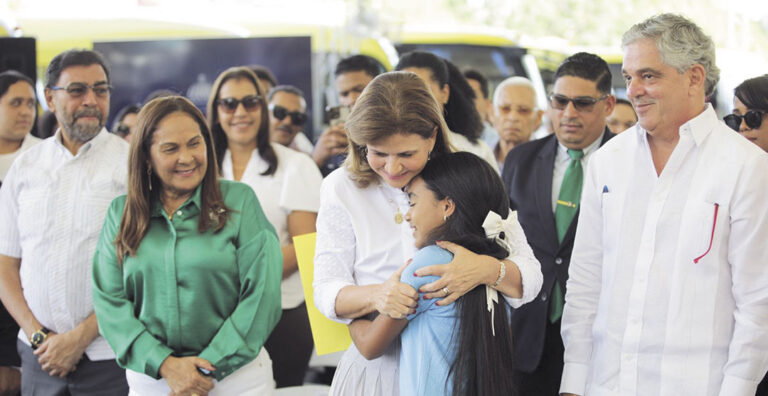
[159,356,215,396]
[415,241,498,305]
[373,261,418,319]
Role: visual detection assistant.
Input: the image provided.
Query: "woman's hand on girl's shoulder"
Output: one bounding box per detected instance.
[374,261,418,319]
[414,241,497,306]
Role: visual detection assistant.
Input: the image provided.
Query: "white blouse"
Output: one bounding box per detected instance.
[313,167,542,324]
[446,130,499,173]
[222,143,322,309]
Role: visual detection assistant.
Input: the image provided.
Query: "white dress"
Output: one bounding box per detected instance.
[314,168,542,396]
[222,143,323,309]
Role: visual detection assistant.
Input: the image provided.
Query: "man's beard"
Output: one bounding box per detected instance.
[61,108,104,143]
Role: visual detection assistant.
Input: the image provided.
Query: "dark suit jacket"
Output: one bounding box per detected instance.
[501,129,614,372]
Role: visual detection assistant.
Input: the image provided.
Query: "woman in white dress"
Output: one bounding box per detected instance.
[206,67,323,388]
[395,51,498,170]
[313,71,542,395]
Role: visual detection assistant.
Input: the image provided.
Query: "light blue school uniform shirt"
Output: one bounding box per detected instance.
[399,245,458,396]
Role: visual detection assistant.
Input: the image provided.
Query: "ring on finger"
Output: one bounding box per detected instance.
[442,287,452,296]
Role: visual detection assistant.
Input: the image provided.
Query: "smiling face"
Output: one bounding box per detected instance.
[733,96,768,153]
[622,38,704,137]
[45,63,110,143]
[0,81,36,146]
[149,111,208,200]
[366,132,436,189]
[217,77,263,148]
[405,176,452,248]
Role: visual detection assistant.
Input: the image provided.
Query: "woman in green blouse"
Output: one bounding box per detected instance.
[92,96,282,396]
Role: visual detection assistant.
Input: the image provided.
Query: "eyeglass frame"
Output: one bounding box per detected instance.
[216,95,263,114]
[269,104,308,126]
[724,109,765,132]
[48,82,113,98]
[548,93,609,112]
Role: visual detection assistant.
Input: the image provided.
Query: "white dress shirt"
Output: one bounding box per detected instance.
[0,129,128,360]
[560,105,768,396]
[221,143,322,309]
[0,133,41,182]
[289,132,315,156]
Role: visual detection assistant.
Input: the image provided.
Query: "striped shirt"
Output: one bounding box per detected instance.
[0,128,128,360]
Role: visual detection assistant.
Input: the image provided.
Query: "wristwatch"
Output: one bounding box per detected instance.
[29,327,50,350]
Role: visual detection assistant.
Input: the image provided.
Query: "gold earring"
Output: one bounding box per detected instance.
[147,167,153,191]
[443,214,447,222]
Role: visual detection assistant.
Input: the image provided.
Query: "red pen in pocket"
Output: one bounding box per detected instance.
[693,203,719,264]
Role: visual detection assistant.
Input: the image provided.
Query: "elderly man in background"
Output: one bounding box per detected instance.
[561,14,768,396]
[491,76,543,171]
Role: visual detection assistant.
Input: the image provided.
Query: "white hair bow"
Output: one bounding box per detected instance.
[481,211,507,336]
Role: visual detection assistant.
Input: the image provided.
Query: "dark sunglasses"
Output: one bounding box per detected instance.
[724,109,765,131]
[50,82,112,98]
[271,105,308,126]
[549,93,608,112]
[216,95,262,113]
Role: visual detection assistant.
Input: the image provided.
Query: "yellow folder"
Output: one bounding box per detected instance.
[293,233,352,355]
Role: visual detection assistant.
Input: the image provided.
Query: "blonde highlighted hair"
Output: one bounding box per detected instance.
[344,71,453,188]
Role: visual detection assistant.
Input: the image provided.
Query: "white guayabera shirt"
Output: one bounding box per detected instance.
[560,106,768,396]
[0,128,128,360]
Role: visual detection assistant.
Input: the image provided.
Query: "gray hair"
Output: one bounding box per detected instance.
[267,84,307,111]
[493,76,537,109]
[622,13,719,96]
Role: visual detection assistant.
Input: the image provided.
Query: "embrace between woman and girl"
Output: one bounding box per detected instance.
[91,58,541,395]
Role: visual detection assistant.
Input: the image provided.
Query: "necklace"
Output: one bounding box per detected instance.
[379,184,404,224]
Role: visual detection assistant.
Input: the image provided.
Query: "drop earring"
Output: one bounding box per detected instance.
[147,167,153,191]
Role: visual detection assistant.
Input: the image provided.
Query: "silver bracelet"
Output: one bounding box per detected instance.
[491,261,506,288]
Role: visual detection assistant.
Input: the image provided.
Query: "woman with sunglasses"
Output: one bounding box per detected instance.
[207,67,323,388]
[314,71,541,395]
[726,74,768,153]
[395,51,499,171]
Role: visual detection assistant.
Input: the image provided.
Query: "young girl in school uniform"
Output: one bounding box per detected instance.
[348,151,520,396]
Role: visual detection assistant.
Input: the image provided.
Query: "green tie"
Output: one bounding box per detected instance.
[550,148,584,323]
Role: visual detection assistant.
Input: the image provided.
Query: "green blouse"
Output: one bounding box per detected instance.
[92,180,282,381]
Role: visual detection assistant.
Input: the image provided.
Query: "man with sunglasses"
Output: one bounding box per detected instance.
[502,52,615,396]
[267,85,312,154]
[561,15,768,396]
[0,49,128,395]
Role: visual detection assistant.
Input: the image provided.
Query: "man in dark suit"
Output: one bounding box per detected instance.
[502,52,616,395]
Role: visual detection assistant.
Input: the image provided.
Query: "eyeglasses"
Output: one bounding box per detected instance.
[49,82,112,98]
[271,105,308,126]
[216,95,262,113]
[549,93,608,112]
[724,110,765,131]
